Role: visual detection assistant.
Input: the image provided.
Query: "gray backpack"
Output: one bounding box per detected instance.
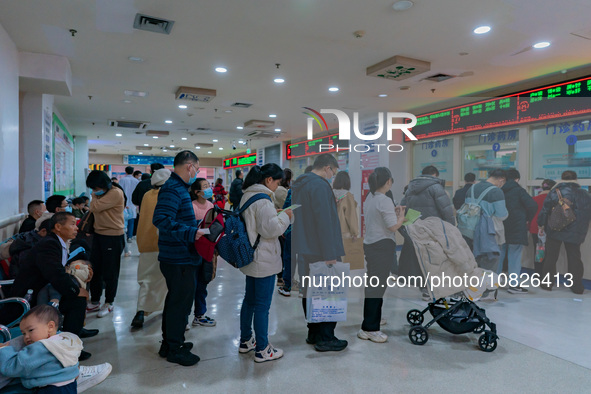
[457,185,496,239]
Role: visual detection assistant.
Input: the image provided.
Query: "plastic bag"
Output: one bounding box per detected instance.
[535,241,545,263]
[305,261,350,323]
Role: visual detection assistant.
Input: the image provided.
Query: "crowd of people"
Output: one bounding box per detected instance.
[1,150,590,391]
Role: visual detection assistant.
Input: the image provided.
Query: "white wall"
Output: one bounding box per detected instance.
[74,135,89,196]
[0,23,20,219]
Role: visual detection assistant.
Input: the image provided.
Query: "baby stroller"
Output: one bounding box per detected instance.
[403,218,499,352]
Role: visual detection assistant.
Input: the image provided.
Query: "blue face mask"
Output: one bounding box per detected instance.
[64,206,72,213]
[188,166,198,185]
[94,190,105,196]
[202,188,213,199]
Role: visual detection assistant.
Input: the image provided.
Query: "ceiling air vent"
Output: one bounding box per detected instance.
[245,130,281,139]
[244,119,274,130]
[133,14,175,35]
[146,130,170,137]
[231,102,253,108]
[195,143,214,148]
[109,120,149,129]
[175,86,216,102]
[424,73,455,82]
[367,55,431,81]
[88,148,97,153]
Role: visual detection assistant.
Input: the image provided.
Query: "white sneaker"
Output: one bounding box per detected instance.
[86,302,100,313]
[357,329,388,343]
[254,344,283,363]
[239,337,256,354]
[380,319,387,326]
[97,303,114,318]
[77,363,113,393]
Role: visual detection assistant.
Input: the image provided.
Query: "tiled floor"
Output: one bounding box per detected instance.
[82,242,591,393]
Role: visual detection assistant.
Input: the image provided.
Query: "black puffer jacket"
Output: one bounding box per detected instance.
[501,180,538,245]
[401,175,455,225]
[538,182,591,244]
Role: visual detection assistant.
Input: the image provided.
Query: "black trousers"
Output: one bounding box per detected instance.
[160,262,197,351]
[362,239,396,332]
[300,257,337,342]
[90,234,125,304]
[59,295,87,335]
[542,238,584,292]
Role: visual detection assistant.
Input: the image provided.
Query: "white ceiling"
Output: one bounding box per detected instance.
[1,0,591,158]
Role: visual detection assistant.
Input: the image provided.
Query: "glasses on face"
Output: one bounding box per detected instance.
[190,163,200,175]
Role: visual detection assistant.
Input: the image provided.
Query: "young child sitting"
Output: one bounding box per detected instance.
[0,305,82,393]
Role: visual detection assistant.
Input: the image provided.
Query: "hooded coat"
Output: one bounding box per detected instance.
[537,181,591,245]
[501,180,538,245]
[401,175,455,225]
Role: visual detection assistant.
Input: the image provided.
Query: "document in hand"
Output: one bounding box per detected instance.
[277,204,301,215]
[403,208,422,226]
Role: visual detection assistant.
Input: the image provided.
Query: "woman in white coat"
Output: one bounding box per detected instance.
[238,164,293,363]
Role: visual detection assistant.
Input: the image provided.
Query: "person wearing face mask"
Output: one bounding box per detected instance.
[291,153,348,352]
[85,170,126,319]
[358,167,406,343]
[189,178,216,328]
[131,169,171,329]
[152,151,204,367]
[34,195,70,230]
[237,164,292,363]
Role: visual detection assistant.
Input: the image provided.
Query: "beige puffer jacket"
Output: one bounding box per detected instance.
[239,184,291,278]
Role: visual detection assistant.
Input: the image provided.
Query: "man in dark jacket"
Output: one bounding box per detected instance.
[9,212,95,357]
[292,153,347,352]
[498,169,538,294]
[537,171,591,294]
[229,169,244,211]
[18,200,46,233]
[152,151,203,366]
[453,173,476,210]
[401,165,455,225]
[132,163,165,210]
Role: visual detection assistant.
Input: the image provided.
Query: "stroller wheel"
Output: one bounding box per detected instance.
[406,310,424,326]
[473,324,485,334]
[478,332,498,352]
[408,326,429,346]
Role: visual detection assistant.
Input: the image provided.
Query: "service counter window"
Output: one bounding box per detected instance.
[531,120,591,180]
[463,130,518,181]
[412,138,453,194]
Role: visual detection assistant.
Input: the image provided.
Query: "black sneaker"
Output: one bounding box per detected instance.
[305,333,319,345]
[78,328,99,338]
[131,311,144,328]
[314,338,348,352]
[78,350,92,361]
[166,346,200,367]
[158,341,193,358]
[507,286,528,294]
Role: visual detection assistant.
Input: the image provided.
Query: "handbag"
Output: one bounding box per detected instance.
[535,241,545,263]
[78,211,95,234]
[548,189,576,231]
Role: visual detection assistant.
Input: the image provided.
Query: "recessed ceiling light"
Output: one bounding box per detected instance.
[139,152,143,155]
[392,0,414,11]
[236,126,243,130]
[275,128,281,132]
[533,41,550,49]
[213,139,218,142]
[165,120,173,124]
[207,151,212,154]
[128,56,144,62]
[178,104,188,109]
[144,143,149,146]
[473,26,491,34]
[122,99,132,103]
[378,94,388,97]
[163,149,168,152]
[181,137,187,140]
[269,114,277,118]
[124,90,148,97]
[153,136,159,139]
[328,87,339,92]
[215,67,227,73]
[224,110,233,113]
[238,140,245,144]
[219,147,223,150]
[115,133,122,137]
[170,145,175,148]
[274,78,285,83]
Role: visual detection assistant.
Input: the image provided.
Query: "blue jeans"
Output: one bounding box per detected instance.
[282,236,292,289]
[496,243,524,277]
[126,218,135,239]
[240,275,275,351]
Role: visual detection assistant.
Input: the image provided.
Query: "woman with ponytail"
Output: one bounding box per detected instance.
[238,164,293,363]
[359,167,405,343]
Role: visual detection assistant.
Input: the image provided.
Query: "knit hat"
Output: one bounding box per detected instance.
[151,168,171,187]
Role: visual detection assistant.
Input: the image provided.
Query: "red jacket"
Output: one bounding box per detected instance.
[213,184,227,200]
[529,192,549,234]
